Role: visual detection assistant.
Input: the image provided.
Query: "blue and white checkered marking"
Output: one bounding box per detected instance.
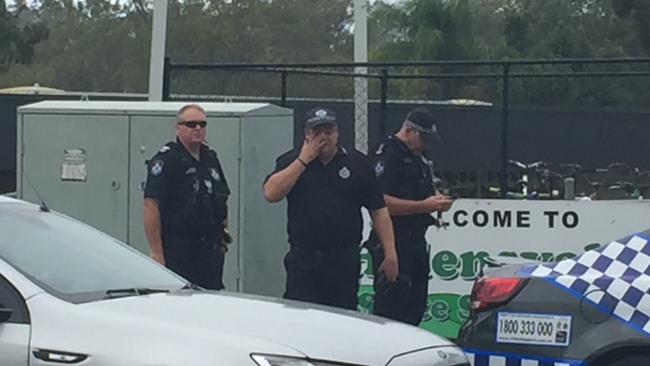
[520,233,650,338]
[464,348,585,366]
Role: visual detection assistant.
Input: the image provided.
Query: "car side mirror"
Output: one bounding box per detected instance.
[0,303,13,323]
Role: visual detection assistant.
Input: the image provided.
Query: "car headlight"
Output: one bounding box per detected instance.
[251,354,355,366]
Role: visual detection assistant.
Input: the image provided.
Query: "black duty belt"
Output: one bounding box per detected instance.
[394,226,428,241]
[289,245,360,256]
[165,236,219,246]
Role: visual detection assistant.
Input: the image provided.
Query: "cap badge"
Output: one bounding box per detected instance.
[339,166,350,179]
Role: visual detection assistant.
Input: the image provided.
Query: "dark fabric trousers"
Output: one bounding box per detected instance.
[164,237,225,290]
[372,234,430,326]
[283,246,361,310]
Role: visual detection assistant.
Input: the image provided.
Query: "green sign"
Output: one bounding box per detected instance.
[358,286,469,339]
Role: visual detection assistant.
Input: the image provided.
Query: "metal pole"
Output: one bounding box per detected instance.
[280,71,288,107]
[380,69,388,138]
[162,57,171,101]
[354,0,369,153]
[500,64,511,198]
[148,0,168,101]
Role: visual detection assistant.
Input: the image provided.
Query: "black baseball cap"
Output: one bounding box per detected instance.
[304,107,337,130]
[406,108,443,143]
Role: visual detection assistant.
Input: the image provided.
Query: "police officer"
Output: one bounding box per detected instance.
[263,107,398,310]
[369,107,454,325]
[143,104,231,290]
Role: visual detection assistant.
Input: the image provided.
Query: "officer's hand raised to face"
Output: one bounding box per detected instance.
[299,132,327,163]
[421,194,454,213]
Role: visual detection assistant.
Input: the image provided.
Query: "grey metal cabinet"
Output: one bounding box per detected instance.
[17,101,292,295]
[20,113,130,240]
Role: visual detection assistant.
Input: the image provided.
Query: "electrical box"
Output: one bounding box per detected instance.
[17,101,292,296]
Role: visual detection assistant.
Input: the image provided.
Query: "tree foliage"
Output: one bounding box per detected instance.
[0,0,648,107]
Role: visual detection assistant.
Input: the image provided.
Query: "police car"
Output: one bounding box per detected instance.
[458,230,650,366]
[0,196,469,366]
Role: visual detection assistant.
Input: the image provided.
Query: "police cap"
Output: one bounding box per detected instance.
[406,108,443,143]
[304,107,338,130]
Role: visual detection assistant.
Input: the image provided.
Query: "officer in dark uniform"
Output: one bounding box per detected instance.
[368,107,455,325]
[144,104,231,290]
[263,107,398,310]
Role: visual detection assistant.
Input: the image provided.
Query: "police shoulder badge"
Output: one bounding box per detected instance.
[204,179,213,194]
[339,166,351,179]
[210,168,221,181]
[159,145,171,153]
[374,161,385,177]
[150,160,164,176]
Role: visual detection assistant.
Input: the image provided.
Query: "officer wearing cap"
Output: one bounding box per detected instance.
[143,103,231,290]
[368,107,455,325]
[264,107,398,310]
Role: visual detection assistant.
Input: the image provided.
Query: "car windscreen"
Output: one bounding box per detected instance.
[0,204,186,302]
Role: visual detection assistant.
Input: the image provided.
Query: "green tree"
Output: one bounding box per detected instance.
[0,0,48,73]
[0,0,355,96]
[368,0,650,107]
[612,0,650,55]
[490,0,648,107]
[369,0,484,100]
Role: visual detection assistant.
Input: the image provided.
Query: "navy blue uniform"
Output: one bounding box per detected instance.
[370,135,436,325]
[144,139,230,290]
[267,147,385,310]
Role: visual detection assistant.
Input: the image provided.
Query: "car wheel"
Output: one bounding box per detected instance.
[595,352,650,366]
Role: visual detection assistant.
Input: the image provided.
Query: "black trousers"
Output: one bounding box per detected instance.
[372,235,430,326]
[164,237,225,290]
[283,246,361,310]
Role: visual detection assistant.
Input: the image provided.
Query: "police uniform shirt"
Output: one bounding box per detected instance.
[372,135,434,228]
[144,139,230,241]
[267,147,385,250]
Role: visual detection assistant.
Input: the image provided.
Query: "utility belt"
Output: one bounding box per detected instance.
[164,235,221,248]
[364,221,430,257]
[393,213,435,237]
[163,214,224,246]
[164,202,226,234]
[394,225,429,241]
[289,243,360,257]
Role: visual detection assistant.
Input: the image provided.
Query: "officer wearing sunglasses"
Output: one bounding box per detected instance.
[143,104,231,290]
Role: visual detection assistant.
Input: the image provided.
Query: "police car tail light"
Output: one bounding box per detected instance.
[470,277,527,313]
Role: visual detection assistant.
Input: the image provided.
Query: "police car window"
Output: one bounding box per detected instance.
[0,275,29,324]
[0,206,185,301]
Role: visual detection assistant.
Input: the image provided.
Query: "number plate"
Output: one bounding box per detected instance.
[497,312,572,346]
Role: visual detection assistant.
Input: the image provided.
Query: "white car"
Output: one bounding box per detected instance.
[0,196,469,366]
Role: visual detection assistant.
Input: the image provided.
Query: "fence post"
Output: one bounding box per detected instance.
[280,71,288,107]
[380,68,389,139]
[162,57,171,101]
[500,63,511,198]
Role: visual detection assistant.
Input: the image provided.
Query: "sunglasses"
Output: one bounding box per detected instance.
[178,120,207,128]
